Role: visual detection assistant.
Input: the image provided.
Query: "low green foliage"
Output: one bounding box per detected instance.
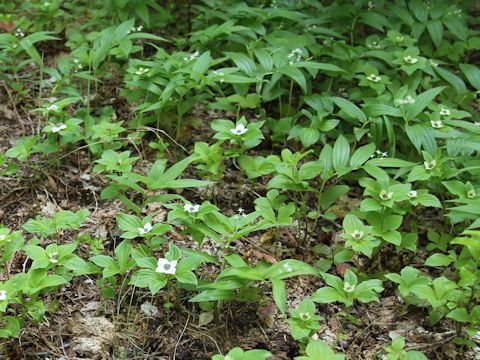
[0,0,478,358]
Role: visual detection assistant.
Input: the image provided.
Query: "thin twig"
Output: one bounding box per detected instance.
[173,312,190,359]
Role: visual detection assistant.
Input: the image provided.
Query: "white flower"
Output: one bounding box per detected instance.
[238,207,245,215]
[403,55,418,64]
[47,104,58,111]
[184,51,200,61]
[351,229,364,239]
[408,190,418,198]
[367,74,381,83]
[368,1,375,9]
[49,252,59,264]
[155,258,177,274]
[184,203,200,213]
[135,67,149,75]
[0,290,6,301]
[474,122,480,126]
[137,222,153,235]
[379,189,393,200]
[429,60,438,67]
[430,120,443,129]
[395,95,415,106]
[137,25,143,32]
[467,189,476,199]
[51,123,67,133]
[283,263,293,272]
[0,234,6,241]
[424,160,437,170]
[439,108,450,116]
[230,123,248,135]
[287,48,302,64]
[15,29,25,37]
[375,150,387,157]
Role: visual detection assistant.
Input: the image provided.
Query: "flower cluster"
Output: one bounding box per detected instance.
[394,95,415,106]
[287,48,302,65]
[14,29,25,37]
[135,67,149,76]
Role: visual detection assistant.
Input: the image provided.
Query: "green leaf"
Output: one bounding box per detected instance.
[332,135,350,172]
[363,104,402,117]
[192,51,211,75]
[311,287,346,304]
[425,254,453,267]
[434,67,467,94]
[175,270,197,285]
[406,87,445,121]
[225,52,256,77]
[331,97,367,123]
[271,279,287,315]
[426,20,443,47]
[459,64,480,90]
[350,143,375,168]
[277,66,307,93]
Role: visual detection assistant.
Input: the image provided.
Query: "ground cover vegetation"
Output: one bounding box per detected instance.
[0,0,479,359]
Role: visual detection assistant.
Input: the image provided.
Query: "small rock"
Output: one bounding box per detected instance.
[140,301,159,317]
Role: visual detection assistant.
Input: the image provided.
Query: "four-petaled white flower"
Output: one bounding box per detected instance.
[230,123,248,135]
[351,229,364,239]
[137,222,153,235]
[184,203,200,213]
[430,120,443,129]
[47,104,58,111]
[379,189,393,200]
[424,159,437,170]
[367,74,381,83]
[439,108,450,116]
[0,290,6,301]
[408,190,417,198]
[49,251,59,264]
[403,55,418,64]
[51,123,67,133]
[467,189,476,199]
[156,258,177,274]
